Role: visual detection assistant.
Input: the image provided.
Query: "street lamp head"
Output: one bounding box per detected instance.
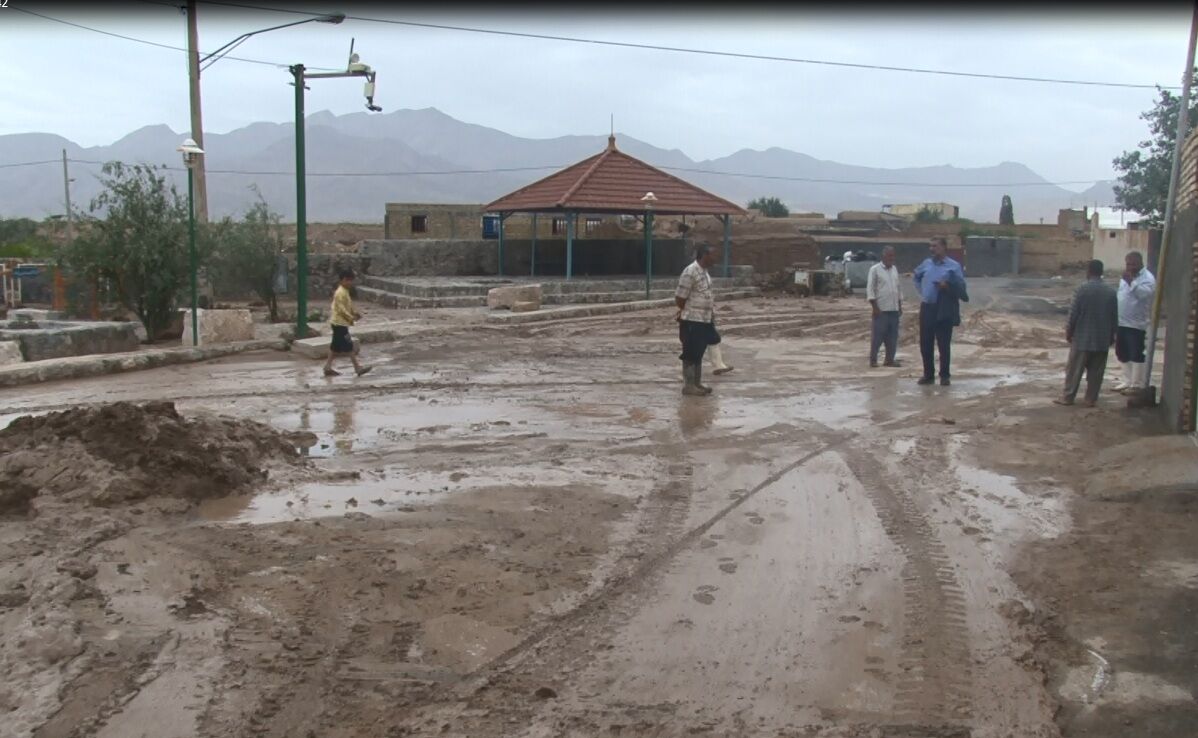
[177,138,204,155]
[641,192,658,209]
[318,13,346,24]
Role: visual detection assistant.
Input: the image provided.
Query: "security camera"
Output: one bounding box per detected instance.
[364,74,382,112]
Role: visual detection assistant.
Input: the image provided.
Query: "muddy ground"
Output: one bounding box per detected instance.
[1,279,1195,738]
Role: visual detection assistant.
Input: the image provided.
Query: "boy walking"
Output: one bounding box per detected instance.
[323,269,372,378]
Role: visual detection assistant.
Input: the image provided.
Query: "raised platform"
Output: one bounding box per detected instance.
[357,273,758,310]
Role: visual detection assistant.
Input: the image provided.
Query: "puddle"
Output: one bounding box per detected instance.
[948,437,1070,540]
[196,456,661,526]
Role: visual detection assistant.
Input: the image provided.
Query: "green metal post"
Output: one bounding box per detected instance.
[187,167,198,346]
[530,213,537,276]
[722,214,731,278]
[644,211,654,300]
[566,213,574,280]
[293,64,309,339]
[497,213,505,276]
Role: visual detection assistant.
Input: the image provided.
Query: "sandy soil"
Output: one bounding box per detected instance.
[0,279,1194,738]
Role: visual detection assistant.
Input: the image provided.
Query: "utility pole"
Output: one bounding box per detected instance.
[61,149,73,245]
[186,0,209,223]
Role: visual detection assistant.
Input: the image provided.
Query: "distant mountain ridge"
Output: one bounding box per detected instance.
[0,107,1119,223]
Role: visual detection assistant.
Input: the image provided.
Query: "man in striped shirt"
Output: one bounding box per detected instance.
[675,243,719,396]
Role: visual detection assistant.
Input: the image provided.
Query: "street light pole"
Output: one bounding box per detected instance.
[179,138,205,346]
[184,8,346,226]
[293,63,309,339]
[290,41,382,340]
[641,192,658,300]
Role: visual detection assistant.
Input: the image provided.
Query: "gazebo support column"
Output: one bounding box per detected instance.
[644,210,654,300]
[497,212,507,277]
[566,212,575,280]
[530,213,538,276]
[722,214,732,278]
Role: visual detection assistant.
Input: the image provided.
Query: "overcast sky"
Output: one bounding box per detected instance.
[2,3,1192,190]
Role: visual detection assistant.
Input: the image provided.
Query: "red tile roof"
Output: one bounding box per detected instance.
[485,137,747,217]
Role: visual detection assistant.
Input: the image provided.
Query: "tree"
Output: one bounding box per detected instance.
[0,217,53,258]
[999,195,1014,226]
[208,197,286,323]
[1113,70,1198,225]
[61,162,190,340]
[914,206,944,223]
[747,196,790,218]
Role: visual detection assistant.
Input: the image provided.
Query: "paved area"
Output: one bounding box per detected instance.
[1,284,1195,738]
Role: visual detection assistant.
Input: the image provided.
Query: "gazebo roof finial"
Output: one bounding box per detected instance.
[607,133,617,151]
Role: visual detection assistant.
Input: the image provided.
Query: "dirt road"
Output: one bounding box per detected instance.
[1,285,1195,738]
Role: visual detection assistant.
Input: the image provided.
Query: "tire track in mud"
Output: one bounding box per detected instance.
[445,433,856,704]
[842,444,973,727]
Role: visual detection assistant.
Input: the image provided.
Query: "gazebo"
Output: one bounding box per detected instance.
[484,136,747,291]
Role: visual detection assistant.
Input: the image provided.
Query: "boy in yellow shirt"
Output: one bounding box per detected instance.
[323,269,372,377]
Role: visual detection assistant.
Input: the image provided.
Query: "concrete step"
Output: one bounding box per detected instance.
[359,284,760,309]
[485,289,762,325]
[359,274,755,299]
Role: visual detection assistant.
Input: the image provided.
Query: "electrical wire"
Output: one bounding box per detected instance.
[195,0,1183,91]
[9,6,339,71]
[0,157,1113,187]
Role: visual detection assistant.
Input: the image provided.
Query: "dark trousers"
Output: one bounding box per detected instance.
[1115,326,1146,363]
[679,320,712,364]
[1063,347,1109,403]
[919,303,953,379]
[870,311,900,364]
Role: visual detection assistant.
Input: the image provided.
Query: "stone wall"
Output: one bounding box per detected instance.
[0,321,141,362]
[1160,130,1198,432]
[382,204,640,241]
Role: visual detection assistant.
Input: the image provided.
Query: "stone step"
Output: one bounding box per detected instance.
[485,289,762,325]
[359,284,760,310]
[359,274,753,298]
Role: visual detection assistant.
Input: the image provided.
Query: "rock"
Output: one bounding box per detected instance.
[534,687,557,700]
[0,341,23,365]
[180,309,256,346]
[486,284,542,310]
[511,300,540,313]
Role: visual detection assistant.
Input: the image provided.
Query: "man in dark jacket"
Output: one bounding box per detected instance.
[913,237,967,386]
[1054,259,1118,407]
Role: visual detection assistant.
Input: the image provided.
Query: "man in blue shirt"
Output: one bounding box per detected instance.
[913,237,967,386]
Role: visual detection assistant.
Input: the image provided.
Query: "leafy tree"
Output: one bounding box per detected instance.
[0,217,54,258]
[914,206,944,223]
[747,196,790,218]
[61,162,190,341]
[999,195,1014,225]
[208,197,286,323]
[1113,70,1198,225]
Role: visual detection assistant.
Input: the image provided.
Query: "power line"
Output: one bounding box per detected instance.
[10,5,338,71]
[2,157,1114,187]
[196,0,1182,91]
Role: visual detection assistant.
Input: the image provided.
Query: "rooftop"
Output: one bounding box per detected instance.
[485,136,747,217]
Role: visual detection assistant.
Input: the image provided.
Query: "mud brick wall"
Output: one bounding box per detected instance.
[1161,130,1198,432]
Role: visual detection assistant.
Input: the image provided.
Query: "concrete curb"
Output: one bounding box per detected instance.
[484,289,761,325]
[0,339,287,388]
[289,321,440,359]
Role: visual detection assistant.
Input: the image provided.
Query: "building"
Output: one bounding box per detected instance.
[1089,208,1153,272]
[883,203,960,220]
[1057,207,1089,236]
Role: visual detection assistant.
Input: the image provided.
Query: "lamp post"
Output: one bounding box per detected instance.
[291,41,382,339]
[641,192,657,300]
[178,138,205,346]
[184,2,345,223]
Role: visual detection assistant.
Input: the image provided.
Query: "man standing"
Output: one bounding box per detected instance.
[675,243,719,396]
[866,246,903,368]
[1054,260,1118,407]
[913,237,967,386]
[1114,251,1156,393]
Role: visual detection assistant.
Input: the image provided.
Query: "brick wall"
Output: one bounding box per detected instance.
[1161,129,1198,432]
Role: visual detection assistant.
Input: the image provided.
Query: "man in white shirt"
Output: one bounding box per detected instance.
[1114,251,1156,393]
[866,246,903,368]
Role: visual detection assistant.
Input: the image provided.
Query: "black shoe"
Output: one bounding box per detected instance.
[917,376,935,386]
[940,377,951,386]
[870,361,879,368]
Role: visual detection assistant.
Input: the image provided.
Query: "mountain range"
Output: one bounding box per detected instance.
[0,107,1118,224]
